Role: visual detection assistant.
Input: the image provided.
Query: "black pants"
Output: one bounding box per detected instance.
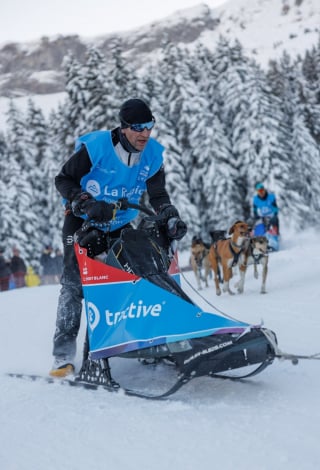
[52,213,84,360]
[52,213,129,361]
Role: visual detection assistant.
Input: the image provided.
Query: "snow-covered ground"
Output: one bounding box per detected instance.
[1,228,320,470]
[209,0,320,67]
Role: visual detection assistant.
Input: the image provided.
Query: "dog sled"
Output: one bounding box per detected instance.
[8,202,320,398]
[69,201,279,398]
[253,217,279,251]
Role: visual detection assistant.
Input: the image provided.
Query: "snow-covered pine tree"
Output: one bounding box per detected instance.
[2,146,35,264]
[0,131,7,184]
[267,52,307,227]
[61,52,89,152]
[82,46,112,131]
[4,101,39,262]
[106,38,139,128]
[210,38,254,220]
[230,63,289,219]
[150,42,200,247]
[189,99,239,235]
[301,40,320,144]
[193,41,243,230]
[0,133,13,258]
[290,85,320,226]
[25,99,53,255]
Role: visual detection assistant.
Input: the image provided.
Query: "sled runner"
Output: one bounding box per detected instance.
[70,201,278,398]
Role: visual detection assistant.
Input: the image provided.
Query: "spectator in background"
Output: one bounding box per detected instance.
[25,266,41,287]
[10,247,27,288]
[40,245,57,285]
[0,247,11,292]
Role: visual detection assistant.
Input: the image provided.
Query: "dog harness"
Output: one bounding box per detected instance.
[228,241,244,267]
[194,248,209,268]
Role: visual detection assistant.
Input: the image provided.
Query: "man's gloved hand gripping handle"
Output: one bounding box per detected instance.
[71,192,115,222]
[158,204,187,241]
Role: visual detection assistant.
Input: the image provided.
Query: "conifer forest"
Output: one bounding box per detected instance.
[1,37,320,268]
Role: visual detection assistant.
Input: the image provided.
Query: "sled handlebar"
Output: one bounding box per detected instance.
[114,198,155,216]
[81,198,159,232]
[77,198,182,256]
[115,199,181,228]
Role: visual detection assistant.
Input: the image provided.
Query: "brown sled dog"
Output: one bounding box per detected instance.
[190,236,211,289]
[235,235,269,294]
[209,221,249,295]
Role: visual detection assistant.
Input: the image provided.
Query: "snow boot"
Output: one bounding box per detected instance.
[49,359,75,378]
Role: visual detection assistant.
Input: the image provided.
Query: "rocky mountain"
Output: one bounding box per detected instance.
[0,0,319,98]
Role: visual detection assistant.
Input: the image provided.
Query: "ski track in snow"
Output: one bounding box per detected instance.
[0,228,320,470]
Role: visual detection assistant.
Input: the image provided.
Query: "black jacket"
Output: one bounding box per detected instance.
[10,255,26,274]
[0,255,11,278]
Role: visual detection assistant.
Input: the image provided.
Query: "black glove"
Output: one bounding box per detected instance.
[158,204,180,223]
[71,192,94,217]
[84,200,115,222]
[71,192,115,222]
[117,197,129,210]
[74,225,108,257]
[166,217,188,240]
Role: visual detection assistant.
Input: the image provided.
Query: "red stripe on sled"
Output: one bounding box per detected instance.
[168,251,180,275]
[75,244,139,285]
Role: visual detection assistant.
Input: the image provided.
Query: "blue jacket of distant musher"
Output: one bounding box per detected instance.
[75,130,164,232]
[253,191,278,218]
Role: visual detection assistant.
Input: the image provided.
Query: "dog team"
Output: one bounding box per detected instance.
[190,221,269,295]
[189,182,280,295]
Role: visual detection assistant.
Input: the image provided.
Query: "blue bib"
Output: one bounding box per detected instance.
[253,192,277,217]
[76,131,164,231]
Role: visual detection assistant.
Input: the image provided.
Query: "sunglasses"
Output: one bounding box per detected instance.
[122,118,155,132]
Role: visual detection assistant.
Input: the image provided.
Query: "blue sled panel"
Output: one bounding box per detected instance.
[75,245,250,359]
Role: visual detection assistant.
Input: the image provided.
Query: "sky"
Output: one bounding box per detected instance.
[1,227,320,470]
[0,0,228,44]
